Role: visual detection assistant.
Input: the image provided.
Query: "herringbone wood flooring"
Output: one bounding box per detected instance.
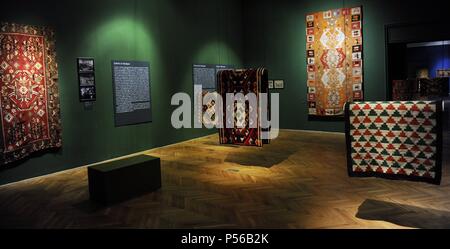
[0,130,449,228]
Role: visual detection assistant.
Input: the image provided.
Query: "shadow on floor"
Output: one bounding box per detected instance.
[356,199,450,228]
[224,143,298,168]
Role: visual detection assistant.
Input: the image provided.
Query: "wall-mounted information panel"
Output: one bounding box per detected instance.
[193,64,234,91]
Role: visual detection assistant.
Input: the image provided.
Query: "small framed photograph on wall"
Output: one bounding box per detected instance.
[77,58,96,102]
[79,73,95,86]
[79,86,96,101]
[268,80,274,89]
[77,58,95,73]
[274,79,284,89]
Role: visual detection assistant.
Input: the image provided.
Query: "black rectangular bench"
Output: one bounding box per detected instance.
[88,155,161,204]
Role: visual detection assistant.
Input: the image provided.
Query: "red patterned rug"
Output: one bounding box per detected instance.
[217,68,268,147]
[0,22,62,165]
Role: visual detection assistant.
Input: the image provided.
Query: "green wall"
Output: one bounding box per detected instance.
[2,0,449,185]
[243,0,449,132]
[0,0,243,184]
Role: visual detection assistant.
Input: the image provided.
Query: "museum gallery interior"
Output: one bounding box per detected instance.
[0,0,450,229]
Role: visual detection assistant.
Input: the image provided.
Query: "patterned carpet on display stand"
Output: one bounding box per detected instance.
[392,80,419,101]
[217,68,268,147]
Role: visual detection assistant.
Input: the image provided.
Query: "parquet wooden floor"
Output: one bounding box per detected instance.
[0,130,449,229]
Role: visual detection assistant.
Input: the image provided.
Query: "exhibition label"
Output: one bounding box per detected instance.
[112,60,152,126]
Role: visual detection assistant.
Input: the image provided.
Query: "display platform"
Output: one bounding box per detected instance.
[88,155,161,204]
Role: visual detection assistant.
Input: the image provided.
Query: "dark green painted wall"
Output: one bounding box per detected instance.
[0,0,243,184]
[243,0,449,132]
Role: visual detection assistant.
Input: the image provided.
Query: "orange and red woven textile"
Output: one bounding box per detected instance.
[307,6,363,116]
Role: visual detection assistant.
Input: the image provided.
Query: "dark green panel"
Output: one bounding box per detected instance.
[0,0,243,185]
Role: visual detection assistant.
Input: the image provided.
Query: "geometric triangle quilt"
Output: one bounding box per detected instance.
[345,101,443,184]
[306,6,363,116]
[0,22,62,165]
